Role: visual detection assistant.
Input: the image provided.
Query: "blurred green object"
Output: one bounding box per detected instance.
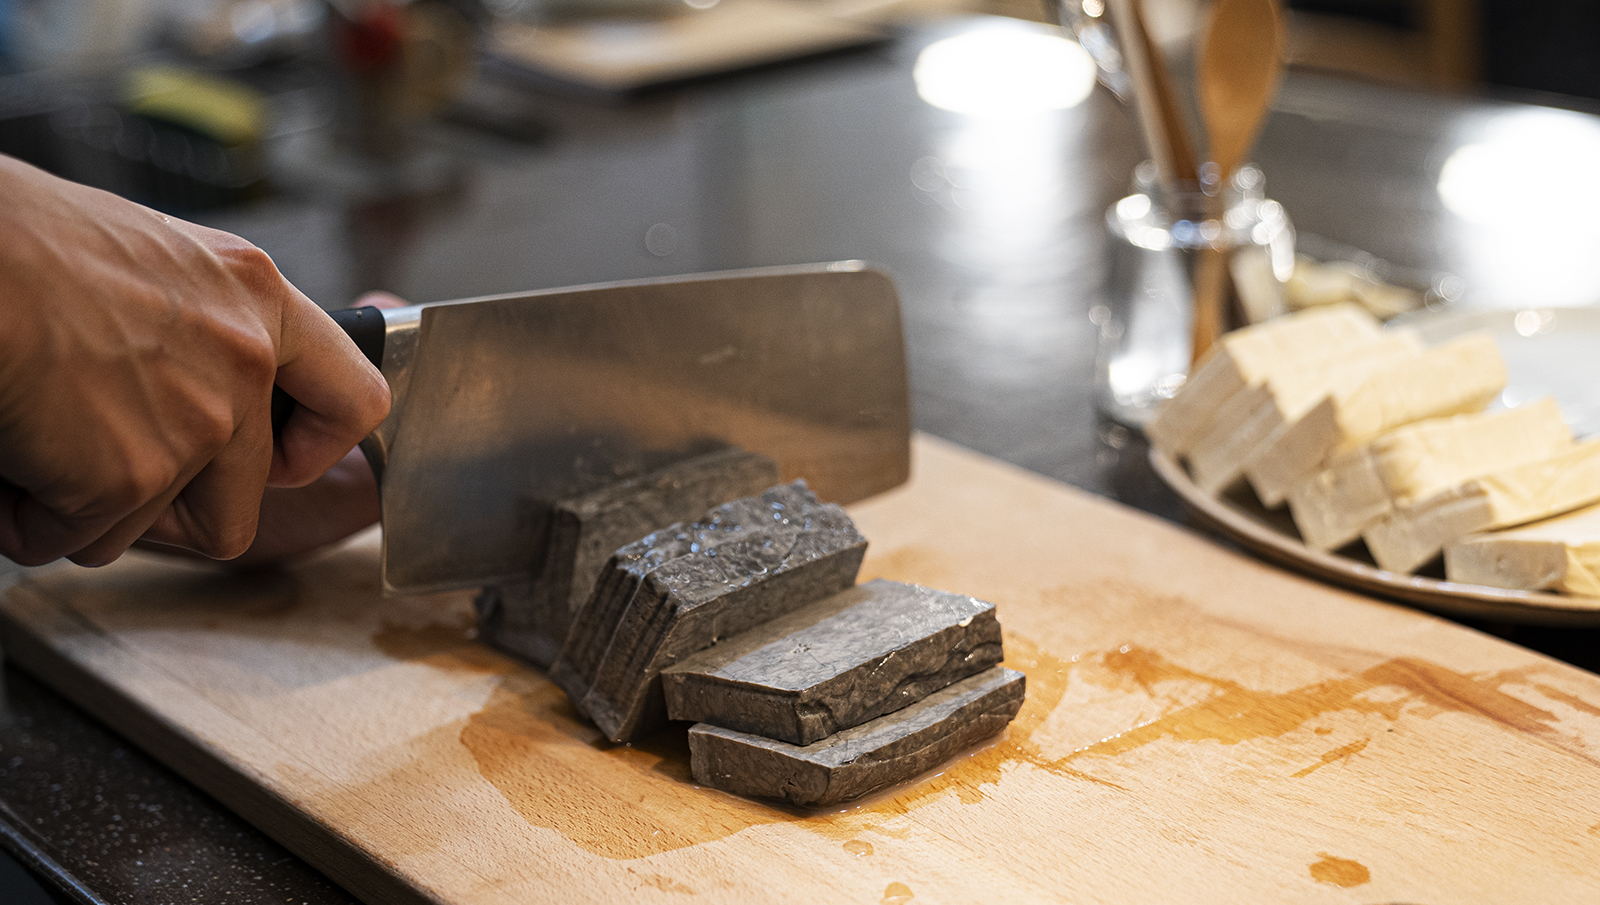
[121,64,267,148]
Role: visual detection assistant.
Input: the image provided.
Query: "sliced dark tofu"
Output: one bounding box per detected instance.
[550,481,866,743]
[687,666,1025,807]
[662,579,1002,745]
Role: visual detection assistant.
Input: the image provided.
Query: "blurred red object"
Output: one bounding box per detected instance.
[332,1,406,74]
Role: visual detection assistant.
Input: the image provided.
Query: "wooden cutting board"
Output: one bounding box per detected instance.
[5,435,1600,904]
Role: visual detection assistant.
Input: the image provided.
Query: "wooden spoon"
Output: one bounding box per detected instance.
[1199,0,1285,182]
[1190,0,1285,363]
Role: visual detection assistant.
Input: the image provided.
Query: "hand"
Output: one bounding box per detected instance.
[207,292,406,569]
[0,156,391,567]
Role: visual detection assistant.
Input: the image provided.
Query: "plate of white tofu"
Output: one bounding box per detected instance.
[1147,303,1600,625]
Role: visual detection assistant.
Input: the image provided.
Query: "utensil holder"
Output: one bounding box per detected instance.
[1095,160,1294,427]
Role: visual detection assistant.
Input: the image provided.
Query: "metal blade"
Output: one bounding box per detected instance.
[365,262,911,595]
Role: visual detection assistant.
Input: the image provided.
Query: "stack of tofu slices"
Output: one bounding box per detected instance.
[1149,303,1600,595]
[478,452,1024,807]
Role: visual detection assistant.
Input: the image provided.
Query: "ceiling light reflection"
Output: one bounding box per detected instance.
[913,29,1097,117]
[1438,109,1600,306]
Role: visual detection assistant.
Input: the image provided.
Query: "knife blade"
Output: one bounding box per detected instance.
[305,261,911,595]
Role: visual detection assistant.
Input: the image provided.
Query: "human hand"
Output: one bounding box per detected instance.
[0,156,391,567]
[198,292,406,569]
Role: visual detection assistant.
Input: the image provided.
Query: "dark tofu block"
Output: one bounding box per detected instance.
[550,481,867,743]
[477,449,778,667]
[688,666,1025,807]
[661,579,1003,745]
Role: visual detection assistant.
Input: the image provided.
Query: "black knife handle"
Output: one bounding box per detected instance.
[270,306,388,435]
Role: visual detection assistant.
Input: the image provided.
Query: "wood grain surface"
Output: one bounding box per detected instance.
[4,435,1600,903]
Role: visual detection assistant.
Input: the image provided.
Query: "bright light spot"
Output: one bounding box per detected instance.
[684,0,720,9]
[1514,308,1555,337]
[1438,108,1600,306]
[1438,114,1600,225]
[914,30,1097,117]
[1082,0,1105,16]
[1115,193,1151,220]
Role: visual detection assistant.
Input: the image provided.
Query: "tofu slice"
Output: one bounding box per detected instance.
[1364,438,1600,574]
[1445,504,1600,597]
[1146,304,1380,455]
[1287,399,1572,551]
[1245,332,1507,507]
[1187,331,1421,494]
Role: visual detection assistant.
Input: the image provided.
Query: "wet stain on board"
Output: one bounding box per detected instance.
[1534,683,1600,718]
[456,627,1577,859]
[1055,647,1561,766]
[882,881,914,903]
[1292,738,1369,778]
[639,873,695,894]
[1309,852,1371,887]
[372,613,477,660]
[459,674,787,859]
[372,613,502,674]
[843,839,875,857]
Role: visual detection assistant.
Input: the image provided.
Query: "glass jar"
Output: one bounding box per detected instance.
[1094,161,1295,427]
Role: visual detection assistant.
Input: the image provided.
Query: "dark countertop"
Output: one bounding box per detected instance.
[4,14,1597,903]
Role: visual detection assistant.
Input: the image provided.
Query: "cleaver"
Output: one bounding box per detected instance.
[299,261,911,596]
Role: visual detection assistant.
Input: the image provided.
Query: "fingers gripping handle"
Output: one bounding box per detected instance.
[270,306,387,434]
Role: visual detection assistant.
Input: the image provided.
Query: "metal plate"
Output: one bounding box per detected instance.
[375,263,911,595]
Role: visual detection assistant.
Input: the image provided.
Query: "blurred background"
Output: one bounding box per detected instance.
[2,0,1599,219]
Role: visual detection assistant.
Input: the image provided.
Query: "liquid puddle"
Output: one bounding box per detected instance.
[1533,683,1600,718]
[843,839,875,857]
[1291,738,1369,778]
[372,612,478,660]
[882,881,914,903]
[1309,852,1370,887]
[458,634,1574,859]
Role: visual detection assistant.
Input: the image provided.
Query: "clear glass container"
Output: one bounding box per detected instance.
[1094,161,1295,427]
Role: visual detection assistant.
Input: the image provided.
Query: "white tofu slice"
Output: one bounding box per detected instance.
[1364,437,1600,574]
[1286,399,1572,551]
[1445,504,1600,597]
[1145,304,1380,455]
[1187,331,1421,494]
[1245,332,1507,508]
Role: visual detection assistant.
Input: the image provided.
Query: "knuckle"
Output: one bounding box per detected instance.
[118,459,180,510]
[190,513,257,561]
[224,244,284,289]
[358,377,391,431]
[197,408,240,452]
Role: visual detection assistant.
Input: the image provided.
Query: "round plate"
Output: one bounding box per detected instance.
[1392,305,1600,438]
[1149,305,1600,626]
[1149,449,1600,626]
